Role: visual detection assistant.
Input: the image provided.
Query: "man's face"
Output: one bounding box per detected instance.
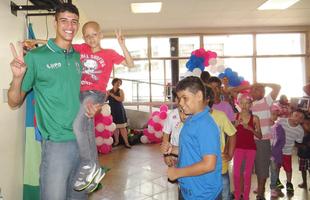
[55,11,79,43]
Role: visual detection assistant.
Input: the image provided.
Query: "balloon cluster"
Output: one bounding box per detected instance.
[140,105,169,144]
[184,48,217,77]
[94,104,116,154]
[218,68,245,87]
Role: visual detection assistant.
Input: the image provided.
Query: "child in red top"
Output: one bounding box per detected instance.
[72,21,133,192]
[233,95,262,200]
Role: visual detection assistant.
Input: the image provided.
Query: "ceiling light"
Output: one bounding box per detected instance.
[258,0,300,10]
[131,2,162,13]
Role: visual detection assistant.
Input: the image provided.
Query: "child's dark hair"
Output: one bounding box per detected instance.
[205,85,215,108]
[176,76,205,100]
[208,76,222,86]
[112,78,122,86]
[55,3,79,19]
[294,108,306,118]
[200,71,210,84]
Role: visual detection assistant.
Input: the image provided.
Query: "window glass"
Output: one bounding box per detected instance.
[257,57,305,98]
[204,34,253,56]
[179,36,200,57]
[256,33,306,55]
[151,37,171,58]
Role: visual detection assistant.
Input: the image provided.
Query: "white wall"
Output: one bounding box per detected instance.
[0,0,26,199]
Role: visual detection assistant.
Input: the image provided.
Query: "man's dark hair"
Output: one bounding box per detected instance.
[55,3,79,19]
[200,71,210,85]
[208,76,222,86]
[205,85,215,108]
[112,78,122,86]
[176,76,205,101]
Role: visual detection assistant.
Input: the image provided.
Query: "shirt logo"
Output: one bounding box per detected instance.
[46,62,61,69]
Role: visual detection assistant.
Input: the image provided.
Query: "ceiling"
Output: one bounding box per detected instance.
[75,0,310,33]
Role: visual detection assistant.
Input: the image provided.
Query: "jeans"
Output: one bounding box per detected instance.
[40,140,87,200]
[221,172,231,200]
[73,90,105,168]
[270,160,279,190]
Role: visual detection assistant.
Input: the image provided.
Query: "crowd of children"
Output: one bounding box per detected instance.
[162,72,310,200]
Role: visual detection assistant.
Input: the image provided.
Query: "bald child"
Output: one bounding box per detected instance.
[71,21,134,192]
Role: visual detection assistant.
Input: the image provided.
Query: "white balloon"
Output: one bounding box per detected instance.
[216,65,225,73]
[103,137,114,145]
[192,68,202,77]
[95,123,105,132]
[209,65,217,74]
[153,115,160,123]
[154,131,163,138]
[101,104,111,116]
[140,135,149,144]
[105,123,116,132]
[95,136,104,146]
[148,125,155,133]
[209,58,217,66]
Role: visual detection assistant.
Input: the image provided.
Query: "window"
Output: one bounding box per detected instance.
[204,34,253,56]
[257,57,305,97]
[256,33,306,55]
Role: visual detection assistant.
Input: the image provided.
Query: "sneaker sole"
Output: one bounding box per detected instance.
[74,168,100,191]
[88,172,106,193]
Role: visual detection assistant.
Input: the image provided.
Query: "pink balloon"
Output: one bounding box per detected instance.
[148,119,155,127]
[191,48,206,57]
[99,130,111,139]
[159,104,168,112]
[98,144,112,154]
[143,129,152,137]
[206,50,217,59]
[159,111,167,120]
[94,113,104,124]
[153,123,163,132]
[102,115,113,126]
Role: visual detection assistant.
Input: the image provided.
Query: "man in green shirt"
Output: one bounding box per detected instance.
[8,3,98,200]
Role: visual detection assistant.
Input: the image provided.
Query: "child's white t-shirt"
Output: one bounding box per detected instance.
[162,108,183,146]
[278,118,304,155]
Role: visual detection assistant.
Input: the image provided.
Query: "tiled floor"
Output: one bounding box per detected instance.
[90,144,309,200]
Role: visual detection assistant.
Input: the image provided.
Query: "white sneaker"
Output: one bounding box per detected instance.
[74,164,99,191]
[86,167,106,193]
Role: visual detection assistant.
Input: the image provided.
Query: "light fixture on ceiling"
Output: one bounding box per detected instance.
[258,0,300,10]
[131,2,162,13]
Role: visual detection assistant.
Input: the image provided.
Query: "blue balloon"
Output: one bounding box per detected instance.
[186,55,205,72]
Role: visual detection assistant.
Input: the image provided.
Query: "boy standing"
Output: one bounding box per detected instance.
[277,110,305,194]
[167,76,222,200]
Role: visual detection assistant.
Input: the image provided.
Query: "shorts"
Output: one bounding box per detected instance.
[299,158,310,171]
[281,155,292,173]
[254,140,271,178]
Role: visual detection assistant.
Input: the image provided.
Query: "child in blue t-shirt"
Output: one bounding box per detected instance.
[167,76,222,200]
